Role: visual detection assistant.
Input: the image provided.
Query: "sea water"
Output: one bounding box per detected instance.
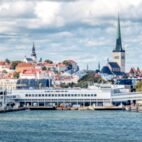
[0,110,142,142]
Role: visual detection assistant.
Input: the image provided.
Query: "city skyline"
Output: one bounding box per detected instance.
[0,0,142,71]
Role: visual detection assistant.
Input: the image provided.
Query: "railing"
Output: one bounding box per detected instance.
[111,92,142,101]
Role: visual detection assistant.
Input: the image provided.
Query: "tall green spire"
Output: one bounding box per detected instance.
[31,42,36,57]
[113,14,125,52]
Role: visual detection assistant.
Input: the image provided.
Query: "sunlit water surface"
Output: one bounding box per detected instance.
[0,110,142,142]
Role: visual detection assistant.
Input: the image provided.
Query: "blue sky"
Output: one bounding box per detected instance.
[0,0,142,71]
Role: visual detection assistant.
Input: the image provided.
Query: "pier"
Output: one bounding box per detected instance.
[0,107,26,113]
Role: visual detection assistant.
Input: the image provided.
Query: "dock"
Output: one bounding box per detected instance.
[0,108,26,113]
[0,106,129,113]
[28,106,56,110]
[56,106,124,110]
[94,106,124,110]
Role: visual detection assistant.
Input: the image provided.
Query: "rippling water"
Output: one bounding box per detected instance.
[0,110,142,142]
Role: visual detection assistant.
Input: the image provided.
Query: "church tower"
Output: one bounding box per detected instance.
[31,42,37,62]
[112,15,125,72]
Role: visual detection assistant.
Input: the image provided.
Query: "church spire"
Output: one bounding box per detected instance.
[98,62,100,71]
[32,42,35,53]
[31,42,37,61]
[113,14,125,52]
[112,14,126,72]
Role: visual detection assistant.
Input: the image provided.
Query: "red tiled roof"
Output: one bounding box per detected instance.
[129,67,136,74]
[0,61,6,66]
[22,69,42,74]
[57,63,66,67]
[43,63,55,67]
[17,63,34,68]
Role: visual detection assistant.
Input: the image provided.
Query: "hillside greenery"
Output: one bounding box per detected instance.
[60,72,105,88]
[44,59,53,64]
[63,60,72,66]
[10,61,22,70]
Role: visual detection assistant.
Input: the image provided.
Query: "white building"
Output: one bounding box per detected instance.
[20,69,50,79]
[0,61,13,73]
[24,43,37,63]
[56,63,67,72]
[0,79,18,90]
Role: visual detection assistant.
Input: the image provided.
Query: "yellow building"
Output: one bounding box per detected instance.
[16,63,34,73]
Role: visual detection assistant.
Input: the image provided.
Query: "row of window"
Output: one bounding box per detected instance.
[45,90,68,93]
[6,96,16,99]
[25,94,97,97]
[114,56,125,59]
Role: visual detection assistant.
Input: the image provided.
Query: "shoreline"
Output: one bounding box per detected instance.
[1,105,141,113]
[0,106,125,113]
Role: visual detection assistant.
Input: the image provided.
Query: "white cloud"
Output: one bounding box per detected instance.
[34,1,63,26]
[58,0,142,25]
[0,1,34,17]
[0,0,142,71]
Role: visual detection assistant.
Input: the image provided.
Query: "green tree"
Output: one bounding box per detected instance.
[63,60,70,66]
[78,72,103,83]
[5,58,10,64]
[42,66,47,70]
[77,81,88,88]
[11,61,21,70]
[13,72,20,79]
[44,59,53,64]
[2,70,7,74]
[60,83,69,88]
